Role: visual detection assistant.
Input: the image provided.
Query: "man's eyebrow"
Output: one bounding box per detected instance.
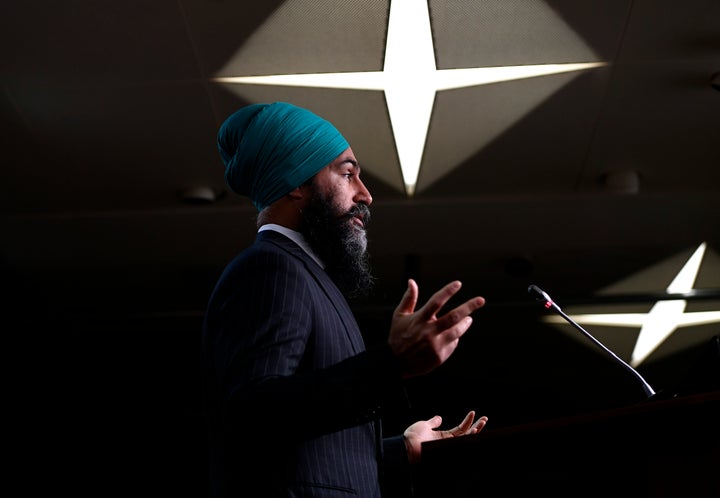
[339,158,360,171]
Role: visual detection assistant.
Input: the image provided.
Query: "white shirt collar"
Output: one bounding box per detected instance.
[258,224,325,269]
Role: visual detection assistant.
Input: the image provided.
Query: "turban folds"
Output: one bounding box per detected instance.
[217,102,350,211]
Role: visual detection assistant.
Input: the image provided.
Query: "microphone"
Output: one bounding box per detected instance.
[528,284,656,399]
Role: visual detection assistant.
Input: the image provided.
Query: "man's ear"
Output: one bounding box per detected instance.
[287,186,304,200]
[287,183,311,202]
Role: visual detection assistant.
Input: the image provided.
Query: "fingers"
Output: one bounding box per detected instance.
[417,282,485,327]
[416,280,463,321]
[436,295,486,330]
[448,412,489,438]
[441,315,473,347]
[456,411,476,432]
[470,416,489,432]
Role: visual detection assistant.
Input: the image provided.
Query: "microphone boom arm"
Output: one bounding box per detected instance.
[528,284,656,399]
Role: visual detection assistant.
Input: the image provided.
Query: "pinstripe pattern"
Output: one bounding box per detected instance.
[203,230,392,497]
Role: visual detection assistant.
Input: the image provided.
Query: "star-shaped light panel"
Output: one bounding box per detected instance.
[213,0,605,196]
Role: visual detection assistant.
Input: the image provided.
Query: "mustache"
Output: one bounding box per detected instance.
[345,203,371,225]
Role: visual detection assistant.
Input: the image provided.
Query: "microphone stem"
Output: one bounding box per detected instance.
[552,304,656,398]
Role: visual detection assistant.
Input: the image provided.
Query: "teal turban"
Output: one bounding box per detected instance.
[217,102,350,211]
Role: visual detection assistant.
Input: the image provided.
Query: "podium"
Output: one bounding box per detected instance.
[417,390,720,498]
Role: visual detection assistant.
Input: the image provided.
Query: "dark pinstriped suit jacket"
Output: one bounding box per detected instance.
[203,229,410,497]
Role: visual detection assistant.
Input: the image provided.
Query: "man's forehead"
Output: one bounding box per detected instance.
[330,148,359,168]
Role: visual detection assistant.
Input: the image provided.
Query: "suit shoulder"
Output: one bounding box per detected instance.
[232,236,305,269]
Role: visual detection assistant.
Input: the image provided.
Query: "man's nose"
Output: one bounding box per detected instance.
[355,179,372,206]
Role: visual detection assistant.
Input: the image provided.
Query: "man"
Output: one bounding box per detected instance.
[202,102,488,497]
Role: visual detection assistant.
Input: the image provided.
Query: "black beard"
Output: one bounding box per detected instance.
[300,187,374,300]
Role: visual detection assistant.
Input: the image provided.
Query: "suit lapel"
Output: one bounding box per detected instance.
[258,230,366,354]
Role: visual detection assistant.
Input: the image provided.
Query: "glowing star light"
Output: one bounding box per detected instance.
[213,0,605,196]
[544,242,720,366]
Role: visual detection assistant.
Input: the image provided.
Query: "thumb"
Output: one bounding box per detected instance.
[427,415,443,430]
[394,279,419,315]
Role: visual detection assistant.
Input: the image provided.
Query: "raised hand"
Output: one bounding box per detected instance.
[388,279,485,378]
